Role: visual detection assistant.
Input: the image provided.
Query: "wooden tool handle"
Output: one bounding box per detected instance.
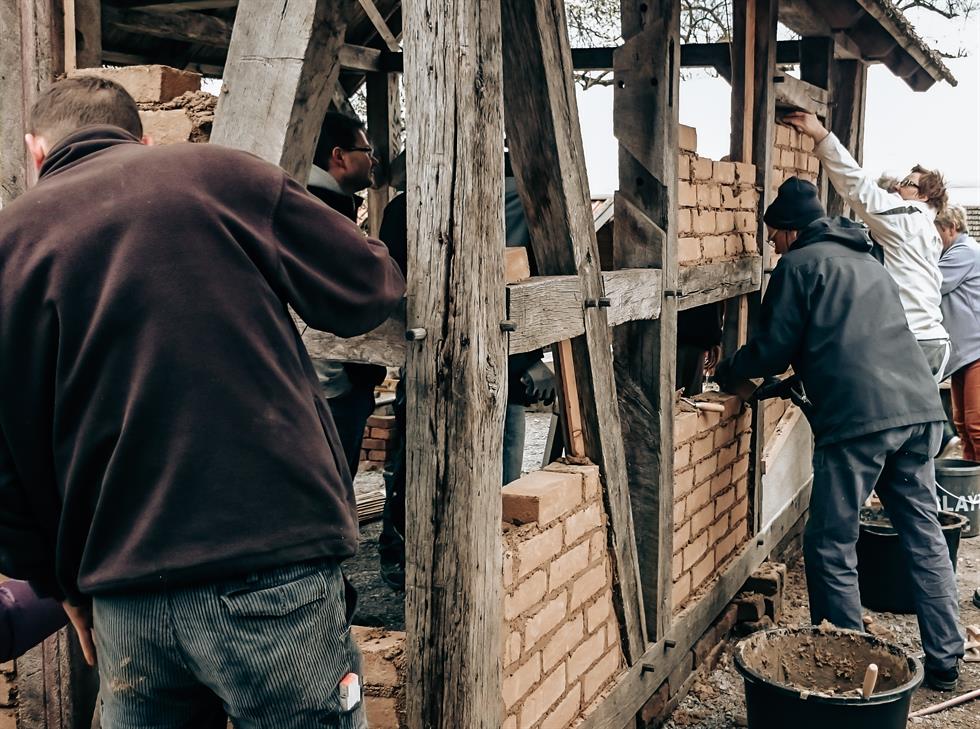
[694,402,726,413]
[862,663,879,699]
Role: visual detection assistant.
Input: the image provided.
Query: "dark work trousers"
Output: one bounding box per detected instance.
[327,384,376,479]
[806,421,964,671]
[675,343,706,397]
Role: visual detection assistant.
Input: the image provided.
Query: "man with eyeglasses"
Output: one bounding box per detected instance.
[785,111,951,380]
[307,112,389,480]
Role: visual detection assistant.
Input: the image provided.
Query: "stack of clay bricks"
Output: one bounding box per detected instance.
[638,563,787,727]
[501,464,625,729]
[352,627,407,728]
[359,413,397,472]
[772,123,819,192]
[70,65,215,144]
[672,393,752,612]
[677,124,760,265]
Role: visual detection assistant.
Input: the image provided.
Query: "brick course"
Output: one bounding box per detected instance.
[672,393,753,612]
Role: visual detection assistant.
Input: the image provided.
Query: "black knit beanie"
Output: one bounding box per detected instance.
[763,177,825,230]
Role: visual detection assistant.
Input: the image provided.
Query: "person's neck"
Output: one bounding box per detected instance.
[308,166,351,196]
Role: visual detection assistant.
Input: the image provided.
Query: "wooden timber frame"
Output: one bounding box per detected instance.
[0,1,955,728]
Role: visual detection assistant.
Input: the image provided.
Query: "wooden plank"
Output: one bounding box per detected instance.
[613,0,680,644]
[64,0,76,72]
[356,0,398,51]
[1,0,27,204]
[366,69,398,235]
[773,72,829,117]
[210,0,350,184]
[827,59,867,218]
[129,1,239,10]
[402,0,505,726]
[299,269,663,366]
[340,42,384,71]
[576,475,812,729]
[554,339,586,457]
[799,36,834,204]
[502,0,647,662]
[504,247,530,284]
[676,256,763,310]
[73,0,100,68]
[102,5,232,47]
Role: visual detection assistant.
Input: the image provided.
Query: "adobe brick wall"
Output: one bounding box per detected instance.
[772,123,819,192]
[677,125,760,265]
[672,393,752,613]
[351,463,625,729]
[1,661,15,728]
[72,65,215,144]
[502,464,625,729]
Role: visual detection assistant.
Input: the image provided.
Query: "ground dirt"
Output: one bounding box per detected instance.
[663,533,980,728]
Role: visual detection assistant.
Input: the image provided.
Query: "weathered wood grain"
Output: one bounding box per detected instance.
[72,0,101,69]
[773,72,830,117]
[676,256,762,311]
[613,0,680,644]
[102,5,232,47]
[827,59,867,218]
[366,69,398,235]
[502,0,647,662]
[1,0,27,204]
[402,0,505,726]
[210,0,351,183]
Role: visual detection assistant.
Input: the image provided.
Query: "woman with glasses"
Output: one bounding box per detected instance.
[785,111,951,381]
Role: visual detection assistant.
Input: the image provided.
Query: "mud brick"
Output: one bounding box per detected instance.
[701,235,725,259]
[745,564,785,597]
[503,471,582,526]
[725,234,744,256]
[742,232,759,253]
[673,499,687,529]
[801,134,815,152]
[505,570,547,620]
[672,550,684,581]
[735,211,757,233]
[678,153,692,180]
[540,684,581,729]
[715,488,736,516]
[692,432,714,461]
[364,697,400,729]
[738,186,760,209]
[721,185,740,209]
[569,563,607,609]
[549,541,590,591]
[674,443,692,471]
[691,551,715,588]
[673,519,691,551]
[775,124,792,146]
[738,432,752,455]
[735,615,774,637]
[697,183,722,208]
[352,627,405,688]
[731,495,749,524]
[367,449,386,461]
[525,591,569,648]
[714,160,737,184]
[678,236,701,263]
[679,124,698,152]
[807,155,820,173]
[675,467,695,498]
[542,615,584,671]
[568,629,606,682]
[516,525,564,578]
[687,482,711,515]
[369,426,393,439]
[140,109,193,145]
[713,421,736,448]
[735,161,756,183]
[779,148,797,168]
[565,503,602,546]
[714,604,739,641]
[678,208,693,232]
[683,532,709,570]
[640,680,670,725]
[733,592,766,622]
[693,157,714,181]
[672,572,692,611]
[764,593,782,622]
[503,653,541,709]
[587,590,613,634]
[718,442,738,469]
[679,180,698,207]
[694,454,718,485]
[668,651,694,697]
[709,513,730,545]
[693,210,717,235]
[675,410,699,444]
[582,647,622,703]
[710,467,732,497]
[691,503,714,535]
[72,64,200,103]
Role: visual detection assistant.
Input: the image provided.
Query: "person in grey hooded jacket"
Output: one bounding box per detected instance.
[716,177,964,691]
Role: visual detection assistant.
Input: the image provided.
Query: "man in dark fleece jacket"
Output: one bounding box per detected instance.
[716,177,964,691]
[0,76,404,728]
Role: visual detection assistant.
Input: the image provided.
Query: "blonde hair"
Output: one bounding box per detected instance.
[935,205,968,234]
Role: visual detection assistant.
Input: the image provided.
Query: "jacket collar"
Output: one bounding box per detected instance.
[38,125,141,181]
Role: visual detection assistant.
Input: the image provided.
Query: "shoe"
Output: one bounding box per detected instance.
[924,665,959,692]
[973,588,980,610]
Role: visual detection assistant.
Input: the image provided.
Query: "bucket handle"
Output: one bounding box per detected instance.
[935,481,980,503]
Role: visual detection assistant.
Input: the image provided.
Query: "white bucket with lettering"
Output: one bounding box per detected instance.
[935,458,980,538]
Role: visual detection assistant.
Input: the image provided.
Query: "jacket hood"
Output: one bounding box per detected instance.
[38,125,141,180]
[790,216,872,254]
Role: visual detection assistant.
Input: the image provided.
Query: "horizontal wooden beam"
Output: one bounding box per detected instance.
[103,5,231,47]
[774,72,830,116]
[676,256,762,311]
[300,268,663,366]
[576,476,812,729]
[124,1,239,11]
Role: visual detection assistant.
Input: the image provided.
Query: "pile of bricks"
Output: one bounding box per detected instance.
[353,627,407,728]
[772,123,819,191]
[502,464,624,729]
[70,65,215,143]
[672,393,752,612]
[677,124,760,265]
[359,413,397,472]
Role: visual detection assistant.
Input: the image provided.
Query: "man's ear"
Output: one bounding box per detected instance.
[24,133,48,172]
[141,134,154,146]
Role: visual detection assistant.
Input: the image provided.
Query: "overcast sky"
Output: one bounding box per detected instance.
[577,9,980,204]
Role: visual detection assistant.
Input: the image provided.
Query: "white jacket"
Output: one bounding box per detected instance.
[814,133,947,341]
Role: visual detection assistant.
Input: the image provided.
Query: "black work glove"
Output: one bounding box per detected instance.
[520,360,557,406]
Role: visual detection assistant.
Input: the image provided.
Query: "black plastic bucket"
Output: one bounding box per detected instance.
[734,627,923,729]
[935,458,980,538]
[857,508,967,613]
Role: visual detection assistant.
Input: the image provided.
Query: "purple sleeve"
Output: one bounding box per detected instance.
[0,579,68,661]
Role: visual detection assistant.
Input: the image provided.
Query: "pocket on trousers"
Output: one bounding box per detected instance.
[220,570,330,617]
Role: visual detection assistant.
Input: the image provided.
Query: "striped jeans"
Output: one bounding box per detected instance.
[92,559,366,729]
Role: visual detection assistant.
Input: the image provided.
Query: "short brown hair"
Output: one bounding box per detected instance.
[29,76,142,147]
[936,205,968,234]
[911,164,948,211]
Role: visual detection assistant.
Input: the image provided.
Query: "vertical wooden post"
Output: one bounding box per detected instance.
[1,0,27,205]
[827,59,868,218]
[612,0,680,642]
[366,70,399,236]
[403,0,505,727]
[501,0,647,662]
[730,0,778,533]
[72,0,101,69]
[210,0,352,183]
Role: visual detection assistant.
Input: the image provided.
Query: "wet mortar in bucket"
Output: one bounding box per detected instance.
[735,625,922,729]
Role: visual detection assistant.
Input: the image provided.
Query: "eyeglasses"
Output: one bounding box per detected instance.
[898,178,920,190]
[342,145,375,156]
